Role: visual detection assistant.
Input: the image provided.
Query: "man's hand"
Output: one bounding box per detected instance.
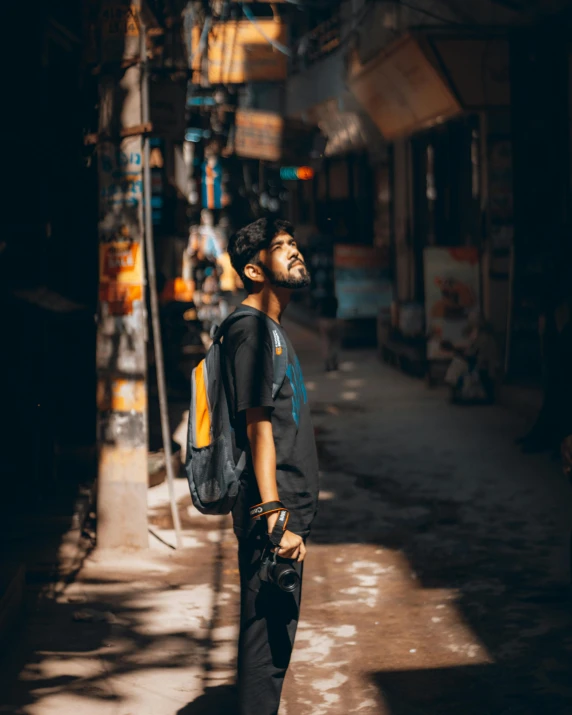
[273,529,306,563]
[267,511,306,561]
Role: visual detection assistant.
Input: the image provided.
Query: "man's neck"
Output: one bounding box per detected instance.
[243,287,290,324]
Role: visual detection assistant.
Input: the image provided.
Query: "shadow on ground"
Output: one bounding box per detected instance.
[0,528,231,713]
[177,685,237,714]
[308,386,572,714]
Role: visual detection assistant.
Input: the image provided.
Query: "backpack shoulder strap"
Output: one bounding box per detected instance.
[213,306,288,399]
[211,306,252,344]
[267,323,288,399]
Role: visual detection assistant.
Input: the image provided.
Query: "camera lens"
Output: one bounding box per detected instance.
[274,564,300,593]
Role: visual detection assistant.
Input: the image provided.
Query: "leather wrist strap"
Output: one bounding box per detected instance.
[249,500,284,520]
[268,508,289,548]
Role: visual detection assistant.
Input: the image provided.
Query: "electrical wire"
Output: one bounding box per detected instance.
[283,0,352,7]
[183,5,212,69]
[241,4,292,56]
[333,0,376,53]
[196,16,212,64]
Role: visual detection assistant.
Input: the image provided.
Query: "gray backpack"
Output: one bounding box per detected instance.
[186,306,288,515]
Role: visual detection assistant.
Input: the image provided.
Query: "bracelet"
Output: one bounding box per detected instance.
[249,500,285,520]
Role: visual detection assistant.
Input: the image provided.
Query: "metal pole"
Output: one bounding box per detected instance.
[140,20,183,549]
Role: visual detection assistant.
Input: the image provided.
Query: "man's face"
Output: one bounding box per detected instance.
[258,231,311,290]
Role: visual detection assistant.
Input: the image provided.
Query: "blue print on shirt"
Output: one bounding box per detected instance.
[285,357,308,427]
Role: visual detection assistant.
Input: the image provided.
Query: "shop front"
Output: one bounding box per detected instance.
[348,32,512,378]
[286,94,391,343]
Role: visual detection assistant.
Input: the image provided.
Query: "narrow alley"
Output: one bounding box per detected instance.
[2,322,571,715]
[4,2,572,714]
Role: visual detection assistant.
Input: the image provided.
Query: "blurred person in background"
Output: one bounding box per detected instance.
[444,314,499,404]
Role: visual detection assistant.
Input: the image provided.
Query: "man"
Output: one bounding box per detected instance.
[224,218,319,714]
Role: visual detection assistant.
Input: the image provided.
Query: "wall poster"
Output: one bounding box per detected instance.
[424,247,480,360]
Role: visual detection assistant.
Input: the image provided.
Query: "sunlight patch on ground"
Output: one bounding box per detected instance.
[344,379,365,388]
[339,361,355,372]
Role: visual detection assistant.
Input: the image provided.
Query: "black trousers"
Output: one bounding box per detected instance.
[237,525,303,715]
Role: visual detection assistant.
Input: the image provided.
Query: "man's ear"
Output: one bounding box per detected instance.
[243,262,265,286]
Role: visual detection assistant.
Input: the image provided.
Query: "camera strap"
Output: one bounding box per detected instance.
[268,508,289,548]
[249,500,285,520]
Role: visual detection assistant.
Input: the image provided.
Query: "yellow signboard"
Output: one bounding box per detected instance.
[192,20,288,83]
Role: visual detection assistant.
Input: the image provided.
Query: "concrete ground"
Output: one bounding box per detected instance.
[2,319,572,715]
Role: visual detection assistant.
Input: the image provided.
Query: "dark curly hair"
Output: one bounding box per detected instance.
[228,218,294,293]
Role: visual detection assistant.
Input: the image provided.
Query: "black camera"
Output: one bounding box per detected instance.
[259,549,300,593]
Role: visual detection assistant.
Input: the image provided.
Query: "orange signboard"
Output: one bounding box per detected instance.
[99,241,143,284]
[297,167,314,180]
[97,378,146,413]
[192,20,287,84]
[234,110,284,161]
[98,283,143,315]
[348,34,461,140]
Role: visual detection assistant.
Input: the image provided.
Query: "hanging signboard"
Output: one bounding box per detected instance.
[348,34,461,140]
[202,158,224,209]
[334,245,393,320]
[192,20,288,84]
[234,110,284,161]
[280,166,314,181]
[233,111,313,163]
[424,247,480,361]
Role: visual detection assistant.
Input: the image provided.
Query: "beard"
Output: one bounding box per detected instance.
[260,261,311,290]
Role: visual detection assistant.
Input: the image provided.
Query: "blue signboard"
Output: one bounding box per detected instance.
[334,245,393,319]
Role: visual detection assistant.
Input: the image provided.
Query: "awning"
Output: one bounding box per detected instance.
[309,99,367,157]
[305,93,386,159]
[430,36,510,110]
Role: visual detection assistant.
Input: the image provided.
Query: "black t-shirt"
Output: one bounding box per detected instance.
[222,307,319,539]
